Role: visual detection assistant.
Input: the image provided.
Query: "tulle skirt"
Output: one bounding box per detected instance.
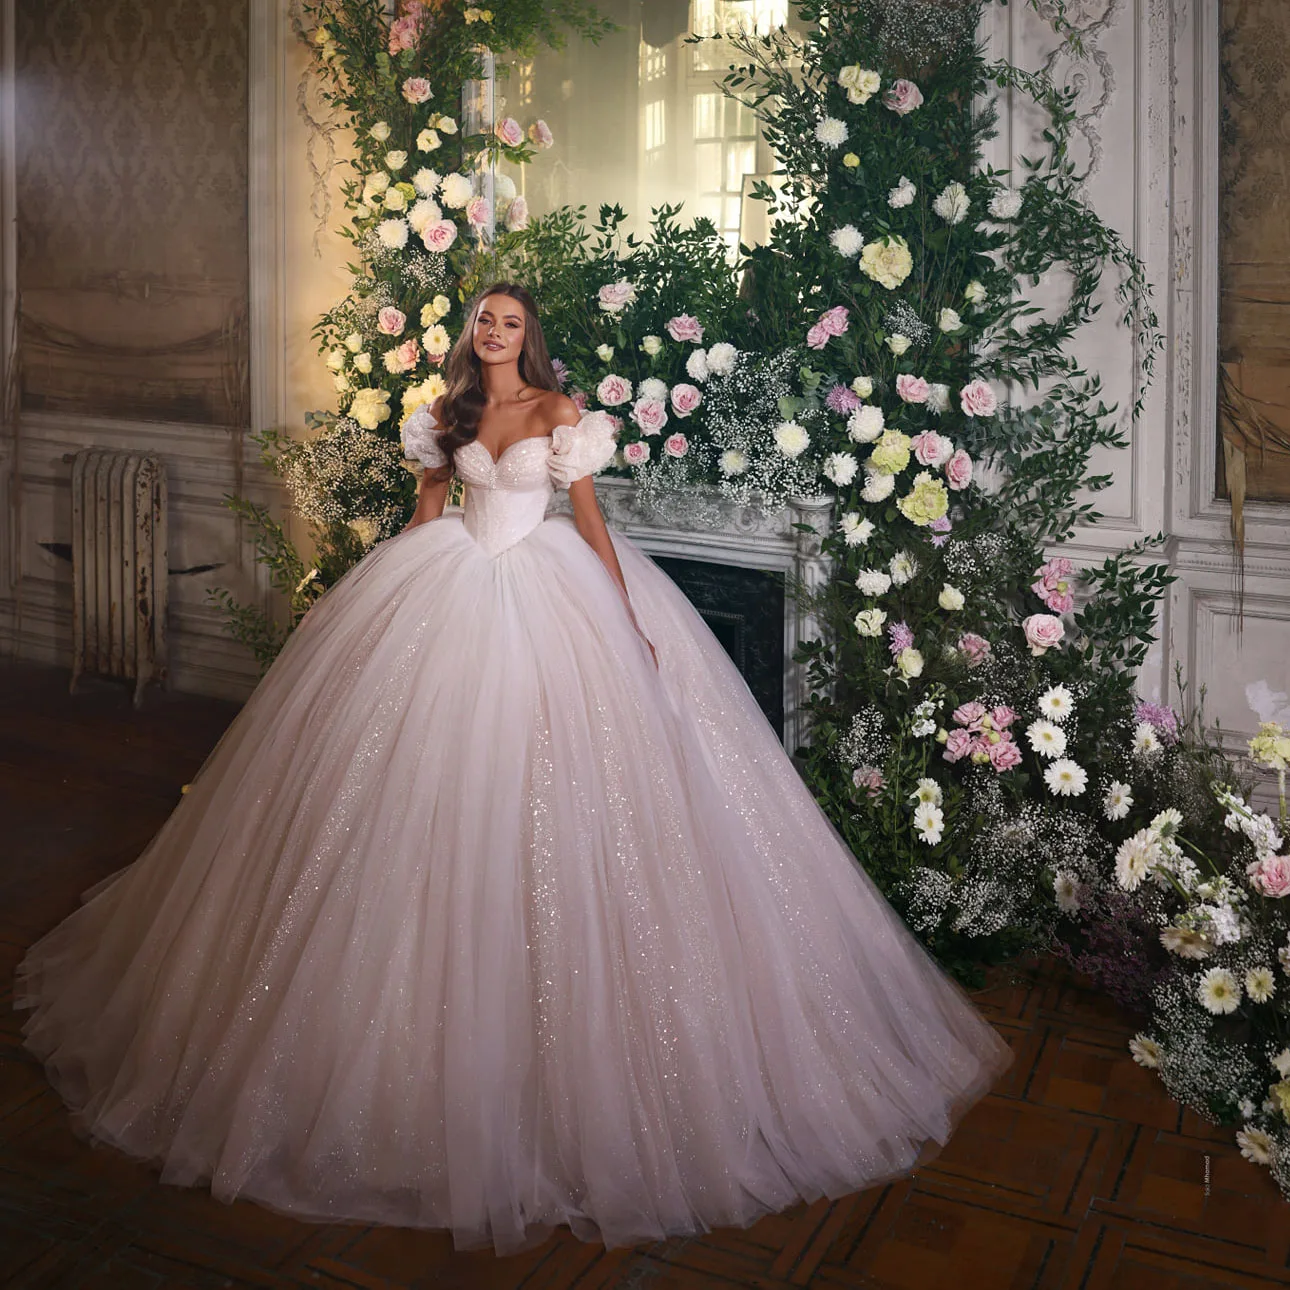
[15,510,1011,1254]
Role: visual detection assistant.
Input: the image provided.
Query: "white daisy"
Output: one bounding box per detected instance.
[1038,684,1075,721]
[1159,925,1212,959]
[913,802,944,845]
[1053,870,1081,915]
[1115,831,1158,891]
[1129,1034,1160,1069]
[1237,1126,1273,1166]
[1026,720,1067,760]
[1103,781,1133,821]
[1150,808,1183,837]
[1246,967,1276,1003]
[1196,967,1241,1015]
[910,778,942,807]
[1132,721,1161,758]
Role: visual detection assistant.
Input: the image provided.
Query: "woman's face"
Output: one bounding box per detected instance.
[473,294,526,368]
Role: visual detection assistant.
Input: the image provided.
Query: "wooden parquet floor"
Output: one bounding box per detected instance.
[2,657,1288,1289]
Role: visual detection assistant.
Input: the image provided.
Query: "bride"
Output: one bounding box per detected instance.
[15,282,1011,1256]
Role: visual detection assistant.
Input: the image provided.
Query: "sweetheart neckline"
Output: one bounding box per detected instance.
[461,432,556,468]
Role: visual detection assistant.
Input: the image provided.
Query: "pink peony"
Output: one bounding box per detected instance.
[943,729,977,763]
[883,78,924,115]
[1022,613,1065,655]
[670,383,702,418]
[820,305,850,337]
[952,701,988,729]
[959,378,998,417]
[853,765,885,798]
[401,77,433,104]
[957,632,991,667]
[944,448,973,490]
[988,736,1022,772]
[911,431,952,466]
[494,116,524,147]
[569,389,589,412]
[666,314,705,343]
[465,196,492,229]
[596,374,632,407]
[622,439,651,466]
[664,432,689,458]
[631,397,669,436]
[377,306,406,336]
[1247,855,1290,898]
[896,374,931,404]
[505,195,530,232]
[806,323,830,350]
[421,219,458,252]
[528,119,554,149]
[990,705,1017,730]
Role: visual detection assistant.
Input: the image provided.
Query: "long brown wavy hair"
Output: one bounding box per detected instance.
[425,282,560,484]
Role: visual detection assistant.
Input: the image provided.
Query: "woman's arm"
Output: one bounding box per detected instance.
[567,474,658,669]
[404,467,450,530]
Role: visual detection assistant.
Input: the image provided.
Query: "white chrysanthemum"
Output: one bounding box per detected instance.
[888,175,916,208]
[933,180,971,225]
[1053,871,1081,915]
[1026,720,1067,760]
[718,448,748,476]
[685,348,709,382]
[913,802,944,845]
[1103,781,1133,820]
[855,568,892,596]
[1038,684,1075,721]
[407,198,442,234]
[1197,967,1241,1015]
[706,342,737,375]
[1129,1034,1160,1069]
[854,608,886,637]
[848,405,885,443]
[839,512,875,546]
[1246,966,1276,1003]
[814,116,848,148]
[889,551,917,586]
[861,471,895,503]
[910,778,942,806]
[988,188,1023,219]
[1044,758,1087,797]
[823,452,859,486]
[439,173,473,209]
[773,420,809,458]
[829,224,865,257]
[1237,1126,1273,1165]
[411,167,441,197]
[376,217,410,249]
[926,383,950,415]
[1132,721,1161,757]
[638,376,667,402]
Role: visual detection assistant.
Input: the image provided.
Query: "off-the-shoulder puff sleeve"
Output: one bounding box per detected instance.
[547,411,619,490]
[401,404,448,469]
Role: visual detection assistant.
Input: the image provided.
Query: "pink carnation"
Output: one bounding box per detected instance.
[401,77,433,104]
[990,705,1017,730]
[957,632,991,667]
[622,439,651,466]
[853,765,885,798]
[944,448,973,490]
[952,701,987,729]
[896,374,931,404]
[421,219,458,253]
[959,378,998,417]
[1247,855,1290,898]
[943,729,977,763]
[911,431,952,466]
[494,116,524,148]
[806,323,830,350]
[664,432,689,458]
[883,78,924,115]
[1022,613,1065,656]
[666,314,704,343]
[670,383,702,418]
[377,306,406,336]
[988,736,1022,772]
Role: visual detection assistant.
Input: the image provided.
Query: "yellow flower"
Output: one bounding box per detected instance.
[867,428,911,475]
[1250,722,1290,770]
[348,387,391,429]
[842,152,860,169]
[401,374,446,412]
[897,471,950,527]
[1272,1079,1290,1121]
[859,234,913,289]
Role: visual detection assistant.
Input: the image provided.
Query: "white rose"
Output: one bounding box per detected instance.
[850,375,873,399]
[353,352,372,374]
[370,121,392,142]
[344,332,363,353]
[938,308,962,332]
[595,344,614,362]
[384,150,408,172]
[382,187,407,212]
[854,608,886,636]
[938,583,965,611]
[886,333,911,355]
[326,347,347,371]
[964,279,987,304]
[437,116,458,135]
[641,334,663,357]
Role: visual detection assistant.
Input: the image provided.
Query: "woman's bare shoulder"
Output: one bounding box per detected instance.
[532,388,580,430]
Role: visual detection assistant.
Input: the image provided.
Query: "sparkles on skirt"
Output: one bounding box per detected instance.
[15,511,1012,1255]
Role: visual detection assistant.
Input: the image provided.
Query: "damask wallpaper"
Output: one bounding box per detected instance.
[1218,0,1290,509]
[15,0,249,426]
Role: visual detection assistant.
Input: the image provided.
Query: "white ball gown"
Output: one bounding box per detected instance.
[15,409,1011,1255]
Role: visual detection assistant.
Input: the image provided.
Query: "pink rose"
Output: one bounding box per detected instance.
[820,305,850,337]
[528,119,554,149]
[944,448,973,490]
[952,701,987,729]
[466,196,491,230]
[377,306,406,336]
[670,383,702,418]
[988,736,1022,772]
[943,729,976,763]
[387,8,424,54]
[505,195,530,232]
[853,766,884,798]
[598,281,636,312]
[1022,613,1065,656]
[494,116,524,148]
[1247,855,1290,898]
[666,314,705,343]
[911,431,952,466]
[990,705,1017,730]
[622,439,651,466]
[664,432,689,458]
[1031,557,1076,614]
[401,77,433,104]
[421,219,458,253]
[596,374,632,408]
[806,323,830,350]
[388,336,421,372]
[883,78,924,115]
[959,378,998,417]
[896,374,930,404]
[957,632,991,667]
[631,397,669,436]
[569,389,589,412]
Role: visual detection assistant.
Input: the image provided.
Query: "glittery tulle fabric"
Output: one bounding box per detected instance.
[15,423,1011,1255]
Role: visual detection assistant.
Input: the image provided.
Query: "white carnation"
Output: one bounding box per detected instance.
[706,342,737,375]
[823,452,859,486]
[889,551,917,586]
[854,568,892,596]
[926,383,950,414]
[933,181,971,225]
[888,176,916,208]
[847,405,885,443]
[685,348,709,381]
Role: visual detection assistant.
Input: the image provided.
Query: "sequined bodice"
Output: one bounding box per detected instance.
[455,435,556,558]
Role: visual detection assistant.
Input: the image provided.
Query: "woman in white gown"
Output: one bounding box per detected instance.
[15,283,1011,1256]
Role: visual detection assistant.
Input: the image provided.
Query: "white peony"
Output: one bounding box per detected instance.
[719,448,749,476]
[989,188,1023,219]
[1044,758,1087,797]
[1103,781,1133,820]
[848,405,885,443]
[773,420,810,458]
[839,512,875,546]
[439,173,473,209]
[854,569,892,596]
[829,224,865,257]
[814,116,848,148]
[861,471,896,503]
[706,342,737,375]
[1026,720,1067,760]
[933,181,971,225]
[377,217,410,249]
[685,348,709,382]
[888,176,916,208]
[823,452,859,486]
